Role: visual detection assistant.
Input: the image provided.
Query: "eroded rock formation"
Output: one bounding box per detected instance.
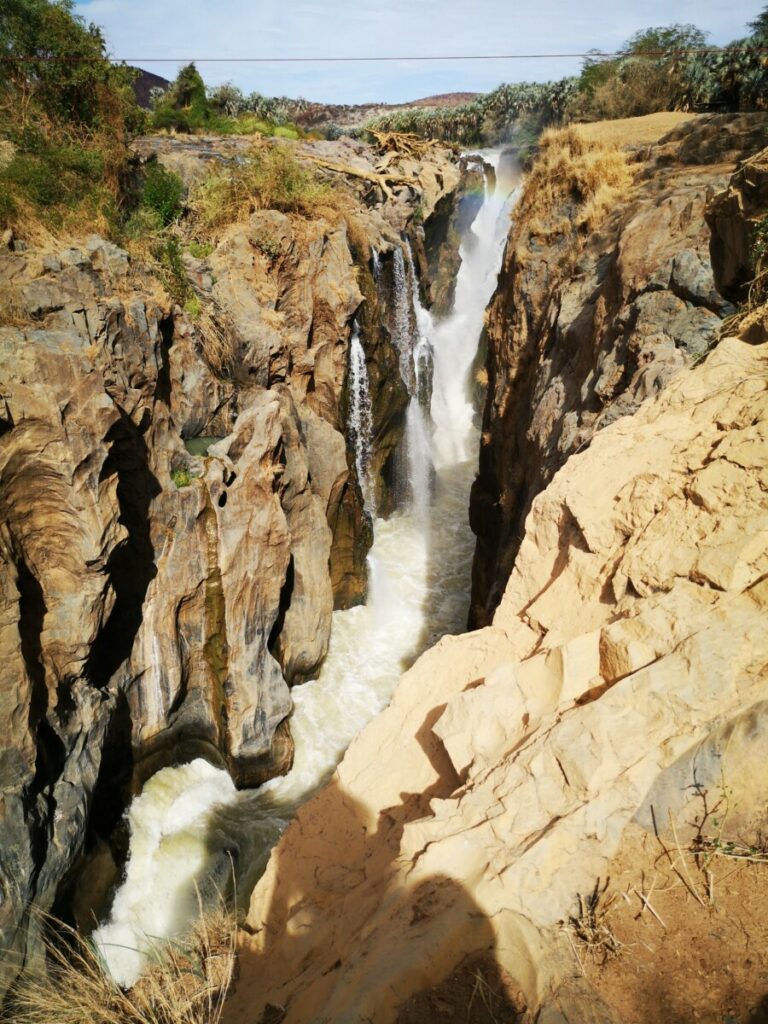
[222,116,768,1024]
[0,136,473,986]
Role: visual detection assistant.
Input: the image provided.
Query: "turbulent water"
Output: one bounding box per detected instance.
[93,152,519,986]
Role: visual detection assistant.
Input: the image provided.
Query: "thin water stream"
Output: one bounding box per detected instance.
[93,152,519,986]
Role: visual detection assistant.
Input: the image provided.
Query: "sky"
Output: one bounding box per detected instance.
[74,0,764,105]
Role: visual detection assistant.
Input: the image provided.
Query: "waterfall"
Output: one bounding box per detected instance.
[92,151,520,988]
[430,161,517,469]
[389,241,435,515]
[348,326,375,515]
[391,246,415,390]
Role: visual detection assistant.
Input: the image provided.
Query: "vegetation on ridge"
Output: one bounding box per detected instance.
[0,0,144,235]
[367,11,768,145]
[148,62,310,140]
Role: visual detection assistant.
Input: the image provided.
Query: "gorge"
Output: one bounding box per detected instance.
[1,103,767,1024]
[91,151,520,987]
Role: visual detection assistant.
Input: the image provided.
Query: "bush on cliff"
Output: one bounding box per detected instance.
[516,127,633,241]
[140,161,185,227]
[0,0,144,234]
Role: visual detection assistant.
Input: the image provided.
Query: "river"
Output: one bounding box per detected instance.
[93,150,519,986]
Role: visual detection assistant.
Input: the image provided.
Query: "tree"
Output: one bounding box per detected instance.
[0,0,138,129]
[208,82,245,117]
[747,5,768,42]
[623,23,709,56]
[152,63,210,132]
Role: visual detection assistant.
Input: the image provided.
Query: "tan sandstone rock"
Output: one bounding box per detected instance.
[227,335,768,1024]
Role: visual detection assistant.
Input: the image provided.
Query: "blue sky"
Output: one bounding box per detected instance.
[74,0,764,104]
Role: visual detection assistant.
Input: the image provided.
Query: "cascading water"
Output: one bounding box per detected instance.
[430,166,516,469]
[92,151,520,987]
[347,325,375,514]
[390,241,434,517]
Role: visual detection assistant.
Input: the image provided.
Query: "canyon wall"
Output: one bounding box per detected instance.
[0,137,469,982]
[470,112,767,626]
[224,115,768,1024]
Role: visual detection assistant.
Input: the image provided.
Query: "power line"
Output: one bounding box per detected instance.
[1,46,767,63]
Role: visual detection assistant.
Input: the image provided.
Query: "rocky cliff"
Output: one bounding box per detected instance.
[0,135,471,985]
[470,112,767,626]
[223,115,768,1024]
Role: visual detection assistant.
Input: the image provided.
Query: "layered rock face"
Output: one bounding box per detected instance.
[470,112,767,626]
[0,137,470,983]
[228,333,768,1024]
[223,119,768,1024]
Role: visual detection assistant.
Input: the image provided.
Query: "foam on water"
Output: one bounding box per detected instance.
[93,151,519,987]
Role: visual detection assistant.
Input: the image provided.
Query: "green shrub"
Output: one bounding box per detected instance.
[0,0,140,131]
[252,233,282,259]
[158,236,189,302]
[273,125,300,140]
[152,106,192,133]
[187,240,214,258]
[171,466,195,488]
[183,294,202,319]
[141,161,185,226]
[123,205,163,239]
[0,134,117,230]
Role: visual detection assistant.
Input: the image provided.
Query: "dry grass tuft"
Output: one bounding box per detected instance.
[0,286,29,327]
[190,142,349,236]
[516,126,634,246]
[196,306,238,378]
[4,908,237,1024]
[567,878,623,966]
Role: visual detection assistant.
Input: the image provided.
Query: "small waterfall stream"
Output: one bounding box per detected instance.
[93,152,520,987]
[348,325,375,514]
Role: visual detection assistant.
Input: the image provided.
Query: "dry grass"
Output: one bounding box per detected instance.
[4,908,237,1024]
[518,126,634,239]
[570,112,697,149]
[189,142,349,236]
[0,285,29,327]
[196,305,238,378]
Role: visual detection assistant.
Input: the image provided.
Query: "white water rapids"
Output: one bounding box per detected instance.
[93,152,519,986]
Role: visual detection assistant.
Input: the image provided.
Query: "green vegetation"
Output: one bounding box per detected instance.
[149,64,308,138]
[187,240,214,259]
[367,79,577,144]
[158,235,190,303]
[183,294,202,319]
[367,10,768,146]
[171,466,197,488]
[576,18,768,120]
[0,0,144,233]
[252,233,283,260]
[140,161,185,226]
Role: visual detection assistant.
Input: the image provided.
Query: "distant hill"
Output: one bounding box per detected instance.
[409,92,481,108]
[132,68,171,109]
